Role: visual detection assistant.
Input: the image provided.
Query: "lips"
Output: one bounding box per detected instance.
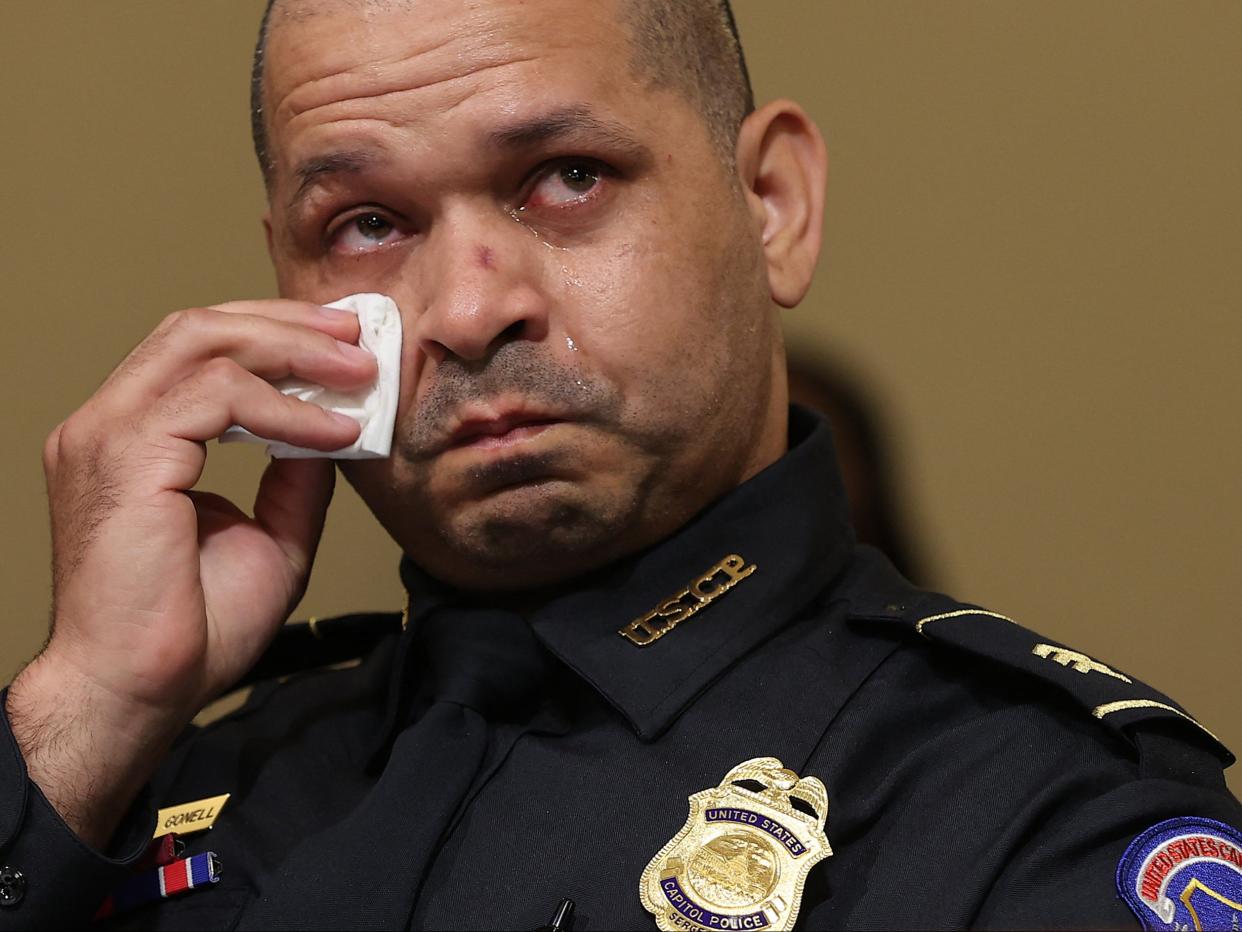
[444,409,566,451]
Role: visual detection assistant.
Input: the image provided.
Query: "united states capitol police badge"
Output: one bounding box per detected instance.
[640,757,831,931]
[1116,817,1242,930]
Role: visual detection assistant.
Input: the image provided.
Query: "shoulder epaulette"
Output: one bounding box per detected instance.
[840,548,1233,765]
[237,610,404,689]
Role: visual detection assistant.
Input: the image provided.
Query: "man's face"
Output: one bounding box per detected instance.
[262,0,786,589]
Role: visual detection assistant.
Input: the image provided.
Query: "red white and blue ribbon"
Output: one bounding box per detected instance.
[135,833,185,871]
[93,851,221,921]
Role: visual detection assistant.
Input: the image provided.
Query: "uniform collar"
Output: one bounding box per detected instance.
[394,405,855,742]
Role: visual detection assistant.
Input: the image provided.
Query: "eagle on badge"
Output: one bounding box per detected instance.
[640,757,831,931]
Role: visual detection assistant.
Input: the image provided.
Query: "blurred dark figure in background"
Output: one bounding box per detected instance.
[787,354,931,585]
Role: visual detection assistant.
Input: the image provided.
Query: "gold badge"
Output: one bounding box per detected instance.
[640,758,831,931]
[153,794,230,838]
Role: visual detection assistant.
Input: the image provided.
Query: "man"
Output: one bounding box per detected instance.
[1,0,1238,929]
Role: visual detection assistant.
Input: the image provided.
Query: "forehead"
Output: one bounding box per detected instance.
[264,0,649,157]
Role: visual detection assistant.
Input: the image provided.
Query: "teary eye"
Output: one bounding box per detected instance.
[354,214,393,239]
[330,211,403,254]
[559,163,599,193]
[525,160,604,209]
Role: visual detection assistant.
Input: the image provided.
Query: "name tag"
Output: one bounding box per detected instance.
[154,794,230,838]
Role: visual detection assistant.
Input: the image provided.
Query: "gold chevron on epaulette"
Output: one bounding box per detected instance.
[1092,699,1224,747]
[914,608,1017,636]
[907,605,1231,762]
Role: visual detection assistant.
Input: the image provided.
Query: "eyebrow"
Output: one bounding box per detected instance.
[487,106,654,164]
[285,107,653,213]
[288,149,379,212]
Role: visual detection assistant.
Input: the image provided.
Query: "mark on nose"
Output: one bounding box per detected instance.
[478,245,496,270]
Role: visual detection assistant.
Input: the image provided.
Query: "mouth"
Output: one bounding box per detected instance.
[444,408,568,452]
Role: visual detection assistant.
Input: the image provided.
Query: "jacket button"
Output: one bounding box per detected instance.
[0,866,25,907]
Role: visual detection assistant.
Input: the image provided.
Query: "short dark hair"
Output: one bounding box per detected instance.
[620,0,755,162]
[249,0,754,183]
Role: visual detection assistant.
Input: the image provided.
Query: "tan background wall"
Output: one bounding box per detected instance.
[1,2,1237,794]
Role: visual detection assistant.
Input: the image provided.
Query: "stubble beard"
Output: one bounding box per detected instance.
[383,341,649,588]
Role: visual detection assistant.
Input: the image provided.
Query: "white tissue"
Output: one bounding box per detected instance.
[220,293,402,459]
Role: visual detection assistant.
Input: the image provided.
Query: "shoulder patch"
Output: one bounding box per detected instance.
[1117,817,1242,930]
[843,561,1232,764]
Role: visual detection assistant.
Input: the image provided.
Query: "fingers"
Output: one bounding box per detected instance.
[43,421,65,480]
[46,299,373,501]
[85,360,357,497]
[154,356,361,443]
[101,301,377,410]
[208,299,361,344]
[252,457,336,582]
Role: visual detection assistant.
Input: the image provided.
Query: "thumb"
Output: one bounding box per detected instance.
[252,457,336,584]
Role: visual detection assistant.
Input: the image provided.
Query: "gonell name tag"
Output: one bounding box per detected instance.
[154,794,230,838]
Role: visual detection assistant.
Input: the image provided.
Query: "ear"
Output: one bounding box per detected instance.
[735,100,828,308]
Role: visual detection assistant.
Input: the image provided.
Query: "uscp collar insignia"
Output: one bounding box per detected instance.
[1116,816,1242,930]
[640,757,831,931]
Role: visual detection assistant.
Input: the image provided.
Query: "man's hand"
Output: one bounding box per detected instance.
[6,300,377,848]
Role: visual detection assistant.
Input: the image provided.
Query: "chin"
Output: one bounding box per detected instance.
[427,480,630,589]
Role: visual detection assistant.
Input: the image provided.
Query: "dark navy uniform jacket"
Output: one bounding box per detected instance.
[2,407,1239,930]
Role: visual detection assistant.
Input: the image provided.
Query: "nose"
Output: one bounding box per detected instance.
[411,215,550,364]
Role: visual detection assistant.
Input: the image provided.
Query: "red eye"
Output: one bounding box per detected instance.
[332,211,401,254]
[525,161,603,209]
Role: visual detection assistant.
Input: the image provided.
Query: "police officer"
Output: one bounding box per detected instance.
[2,1,1239,929]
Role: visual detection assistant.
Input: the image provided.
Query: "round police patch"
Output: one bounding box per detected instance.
[1117,817,1242,930]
